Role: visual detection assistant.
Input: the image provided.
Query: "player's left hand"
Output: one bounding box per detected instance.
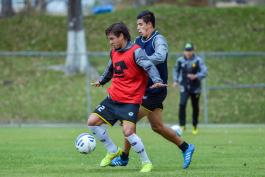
[187,74,197,80]
[150,82,168,89]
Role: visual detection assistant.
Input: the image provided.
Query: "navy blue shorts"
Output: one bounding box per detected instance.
[92,97,140,126]
[141,92,167,112]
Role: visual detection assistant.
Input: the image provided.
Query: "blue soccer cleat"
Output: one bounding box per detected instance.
[110,156,129,166]
[182,144,195,169]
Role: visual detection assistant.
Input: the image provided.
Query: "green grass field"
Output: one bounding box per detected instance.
[0,125,264,177]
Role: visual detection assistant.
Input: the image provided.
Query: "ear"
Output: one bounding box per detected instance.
[147,21,153,28]
[119,33,125,40]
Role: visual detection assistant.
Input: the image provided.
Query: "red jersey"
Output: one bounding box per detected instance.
[107,44,147,104]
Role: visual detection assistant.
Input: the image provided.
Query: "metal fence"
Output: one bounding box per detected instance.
[198,52,265,123]
[1,51,265,123]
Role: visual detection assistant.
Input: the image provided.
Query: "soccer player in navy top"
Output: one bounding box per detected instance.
[111,11,195,170]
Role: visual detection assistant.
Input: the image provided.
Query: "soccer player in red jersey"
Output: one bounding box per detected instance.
[87,22,166,173]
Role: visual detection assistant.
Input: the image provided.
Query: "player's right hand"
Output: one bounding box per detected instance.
[90,81,101,87]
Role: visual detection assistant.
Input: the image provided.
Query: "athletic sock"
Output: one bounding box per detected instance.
[127,133,150,163]
[120,152,129,161]
[179,141,189,152]
[88,125,118,153]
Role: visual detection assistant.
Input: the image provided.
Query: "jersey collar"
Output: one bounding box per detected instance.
[115,41,133,52]
[141,30,158,43]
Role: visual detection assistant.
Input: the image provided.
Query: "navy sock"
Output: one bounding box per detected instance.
[120,152,129,161]
[179,142,189,152]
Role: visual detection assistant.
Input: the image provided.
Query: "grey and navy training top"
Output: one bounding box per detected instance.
[173,54,208,93]
[135,30,168,95]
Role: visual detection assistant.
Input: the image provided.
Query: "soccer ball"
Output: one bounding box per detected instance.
[75,133,96,154]
[171,125,183,136]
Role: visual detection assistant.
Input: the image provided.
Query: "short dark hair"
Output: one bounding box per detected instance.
[137,10,155,28]
[105,22,131,41]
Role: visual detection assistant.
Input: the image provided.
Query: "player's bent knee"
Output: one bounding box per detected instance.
[87,119,94,126]
[87,114,99,126]
[123,128,135,137]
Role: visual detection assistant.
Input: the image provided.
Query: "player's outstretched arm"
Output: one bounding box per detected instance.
[92,60,113,87]
[134,48,166,87]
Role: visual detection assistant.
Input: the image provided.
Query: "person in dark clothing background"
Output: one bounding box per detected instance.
[173,43,208,135]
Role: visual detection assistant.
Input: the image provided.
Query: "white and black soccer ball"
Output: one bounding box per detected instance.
[171,125,183,137]
[75,133,96,154]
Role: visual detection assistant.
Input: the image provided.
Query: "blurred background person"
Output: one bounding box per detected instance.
[173,43,208,135]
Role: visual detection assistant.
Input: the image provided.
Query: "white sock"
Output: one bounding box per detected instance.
[126,133,151,163]
[88,125,118,153]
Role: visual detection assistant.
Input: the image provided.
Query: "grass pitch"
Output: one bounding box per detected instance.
[0,125,264,177]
